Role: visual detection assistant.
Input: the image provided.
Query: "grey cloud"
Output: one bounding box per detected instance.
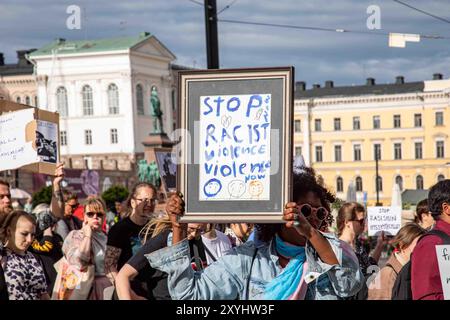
[1,0,449,85]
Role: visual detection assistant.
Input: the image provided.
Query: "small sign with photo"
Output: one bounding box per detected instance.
[36,120,58,164]
[154,148,177,195]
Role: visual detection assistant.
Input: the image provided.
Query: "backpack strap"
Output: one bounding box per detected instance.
[203,244,217,263]
[385,262,398,276]
[191,238,207,271]
[244,248,259,300]
[421,229,450,245]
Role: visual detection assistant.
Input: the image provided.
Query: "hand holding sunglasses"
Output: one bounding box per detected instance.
[283,202,329,238]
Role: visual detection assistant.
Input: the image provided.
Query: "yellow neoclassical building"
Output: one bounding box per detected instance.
[294,75,450,206]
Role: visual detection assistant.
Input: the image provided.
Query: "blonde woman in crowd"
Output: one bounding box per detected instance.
[368,223,426,300]
[60,197,109,300]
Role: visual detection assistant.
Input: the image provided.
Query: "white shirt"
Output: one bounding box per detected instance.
[201,230,233,265]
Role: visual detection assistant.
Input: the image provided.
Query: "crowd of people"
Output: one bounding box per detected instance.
[0,162,449,300]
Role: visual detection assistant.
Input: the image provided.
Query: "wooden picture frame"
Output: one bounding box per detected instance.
[178,67,294,223]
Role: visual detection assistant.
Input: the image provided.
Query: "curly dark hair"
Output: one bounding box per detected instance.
[428,179,450,218]
[257,166,336,243]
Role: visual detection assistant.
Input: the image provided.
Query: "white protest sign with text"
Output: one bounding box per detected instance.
[199,93,271,201]
[0,108,39,171]
[367,206,402,236]
[436,245,450,300]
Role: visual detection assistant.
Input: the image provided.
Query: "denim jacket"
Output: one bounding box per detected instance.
[146,232,363,300]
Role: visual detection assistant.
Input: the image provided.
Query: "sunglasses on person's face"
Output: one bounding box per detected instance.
[134,198,157,205]
[66,203,78,210]
[85,211,105,219]
[298,203,329,221]
[0,193,11,200]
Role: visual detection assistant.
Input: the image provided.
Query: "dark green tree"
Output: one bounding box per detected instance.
[32,186,52,207]
[102,185,129,211]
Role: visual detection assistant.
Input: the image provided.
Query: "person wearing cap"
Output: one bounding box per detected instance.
[29,203,63,294]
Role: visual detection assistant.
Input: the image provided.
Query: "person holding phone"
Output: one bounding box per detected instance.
[60,197,109,300]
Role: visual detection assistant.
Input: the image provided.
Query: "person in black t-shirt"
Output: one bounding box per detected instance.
[115,217,208,300]
[104,182,157,295]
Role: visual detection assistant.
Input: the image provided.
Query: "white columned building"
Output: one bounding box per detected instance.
[29,32,176,171]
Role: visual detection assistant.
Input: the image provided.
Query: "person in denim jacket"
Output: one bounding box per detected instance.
[146,167,363,300]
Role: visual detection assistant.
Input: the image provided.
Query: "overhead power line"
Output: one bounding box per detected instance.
[187,0,203,6]
[392,0,450,25]
[218,18,450,40]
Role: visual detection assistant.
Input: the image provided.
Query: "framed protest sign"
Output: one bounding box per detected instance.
[154,148,177,195]
[177,67,294,223]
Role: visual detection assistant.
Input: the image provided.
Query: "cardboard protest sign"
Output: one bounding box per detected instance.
[435,245,450,300]
[199,94,271,201]
[0,100,59,175]
[367,206,402,236]
[178,67,293,223]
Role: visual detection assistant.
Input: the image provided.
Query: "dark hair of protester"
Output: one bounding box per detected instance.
[0,210,36,243]
[0,179,10,188]
[62,190,77,203]
[390,223,426,250]
[336,202,365,236]
[258,167,336,243]
[428,179,450,218]
[123,182,157,217]
[414,199,429,224]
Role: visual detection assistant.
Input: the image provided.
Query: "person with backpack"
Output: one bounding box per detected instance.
[115,219,209,300]
[410,179,450,300]
[414,199,435,231]
[368,223,426,300]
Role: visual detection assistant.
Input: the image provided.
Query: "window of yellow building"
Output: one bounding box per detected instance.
[414,113,422,127]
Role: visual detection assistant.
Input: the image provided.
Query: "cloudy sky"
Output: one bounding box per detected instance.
[1,0,449,87]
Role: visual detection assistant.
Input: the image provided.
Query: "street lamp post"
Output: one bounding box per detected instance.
[204,0,219,69]
[375,145,381,206]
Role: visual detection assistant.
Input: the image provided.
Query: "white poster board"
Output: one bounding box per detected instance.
[199,94,271,201]
[367,206,402,236]
[435,245,450,300]
[36,120,58,164]
[0,108,40,171]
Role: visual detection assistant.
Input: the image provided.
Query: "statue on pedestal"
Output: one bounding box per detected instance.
[148,161,160,188]
[137,159,161,188]
[150,87,164,134]
[138,159,149,182]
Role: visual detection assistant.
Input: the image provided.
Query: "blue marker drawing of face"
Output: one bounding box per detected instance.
[228,180,246,198]
[203,178,222,198]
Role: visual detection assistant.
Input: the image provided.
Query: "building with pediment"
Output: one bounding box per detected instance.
[28,32,177,173]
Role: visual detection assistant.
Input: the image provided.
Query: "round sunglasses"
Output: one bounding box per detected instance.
[298,203,329,221]
[85,211,105,219]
